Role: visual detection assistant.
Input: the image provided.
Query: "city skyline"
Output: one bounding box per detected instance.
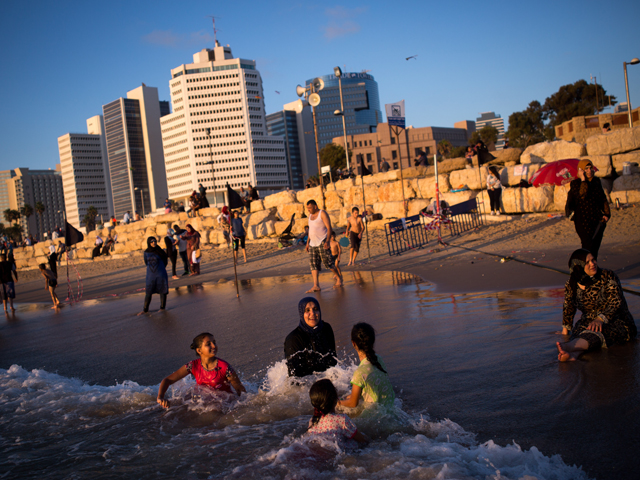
[1,0,639,172]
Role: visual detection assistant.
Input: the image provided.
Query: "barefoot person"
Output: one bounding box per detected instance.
[38,263,59,309]
[138,237,169,315]
[284,297,337,377]
[0,254,18,313]
[328,231,342,279]
[305,199,342,292]
[556,249,636,362]
[345,207,364,266]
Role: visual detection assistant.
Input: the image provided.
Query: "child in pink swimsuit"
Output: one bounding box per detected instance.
[157,332,246,408]
[307,379,368,444]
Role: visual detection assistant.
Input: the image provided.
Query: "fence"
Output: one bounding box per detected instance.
[446,198,484,236]
[384,214,429,256]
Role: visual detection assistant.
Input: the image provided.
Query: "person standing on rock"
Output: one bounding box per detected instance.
[380,158,390,173]
[565,159,610,259]
[305,200,343,292]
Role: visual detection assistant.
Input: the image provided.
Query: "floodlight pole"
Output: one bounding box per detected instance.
[388,124,407,218]
[624,58,640,127]
[334,66,350,172]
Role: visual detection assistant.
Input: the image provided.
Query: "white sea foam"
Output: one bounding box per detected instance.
[0,364,591,480]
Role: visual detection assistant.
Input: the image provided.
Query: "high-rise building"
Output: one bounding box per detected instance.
[266,109,305,190]
[103,85,169,219]
[0,170,16,215]
[58,115,113,229]
[5,168,65,240]
[161,41,288,204]
[306,72,382,150]
[475,112,505,149]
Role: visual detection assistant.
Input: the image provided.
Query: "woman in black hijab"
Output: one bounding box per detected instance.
[284,297,337,377]
[556,248,636,361]
[139,237,169,315]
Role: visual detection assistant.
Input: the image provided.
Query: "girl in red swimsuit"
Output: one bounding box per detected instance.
[157,332,246,408]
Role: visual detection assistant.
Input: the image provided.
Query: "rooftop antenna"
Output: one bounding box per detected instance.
[208,15,219,46]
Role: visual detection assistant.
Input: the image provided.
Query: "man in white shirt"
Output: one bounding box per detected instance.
[123,211,131,225]
[305,199,342,292]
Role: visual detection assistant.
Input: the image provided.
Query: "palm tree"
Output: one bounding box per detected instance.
[35,201,45,241]
[82,206,99,232]
[437,140,452,159]
[3,209,21,225]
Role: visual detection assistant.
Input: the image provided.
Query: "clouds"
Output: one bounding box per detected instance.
[321,6,367,40]
[142,30,214,49]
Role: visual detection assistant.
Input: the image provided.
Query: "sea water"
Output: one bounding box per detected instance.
[1,272,638,479]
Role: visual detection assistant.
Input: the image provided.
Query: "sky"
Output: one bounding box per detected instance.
[1,0,639,172]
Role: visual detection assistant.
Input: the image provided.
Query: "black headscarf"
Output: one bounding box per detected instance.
[298,297,324,336]
[568,248,600,291]
[145,236,168,262]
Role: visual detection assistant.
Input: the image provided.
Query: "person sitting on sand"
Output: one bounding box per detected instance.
[284,297,337,378]
[38,263,59,309]
[307,379,368,444]
[293,226,309,247]
[345,207,364,267]
[157,332,246,408]
[339,322,395,408]
[556,249,636,362]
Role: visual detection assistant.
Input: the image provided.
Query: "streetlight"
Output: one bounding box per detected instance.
[134,187,145,218]
[205,127,217,206]
[623,57,640,127]
[333,66,350,172]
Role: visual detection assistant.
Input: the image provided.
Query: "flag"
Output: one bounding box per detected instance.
[64,221,84,246]
[359,155,373,176]
[226,183,245,210]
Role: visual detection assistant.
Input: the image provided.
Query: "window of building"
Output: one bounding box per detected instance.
[392,150,397,160]
[415,148,423,157]
[359,141,362,147]
[390,136,396,144]
[393,162,398,169]
[366,153,372,163]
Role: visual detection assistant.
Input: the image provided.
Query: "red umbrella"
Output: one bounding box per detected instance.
[530,159,598,187]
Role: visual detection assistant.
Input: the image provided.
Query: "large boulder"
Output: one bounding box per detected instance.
[325,190,344,211]
[249,199,265,212]
[449,167,489,191]
[263,190,297,209]
[586,126,640,156]
[499,186,555,213]
[611,151,640,175]
[487,148,523,164]
[377,180,416,202]
[372,201,405,219]
[178,212,189,221]
[334,178,355,190]
[439,190,478,206]
[198,207,221,217]
[326,210,343,228]
[274,220,292,235]
[343,184,380,208]
[554,184,570,211]
[610,190,640,204]
[500,163,542,186]
[408,199,430,217]
[156,212,181,224]
[425,157,468,175]
[612,174,640,191]
[296,186,322,206]
[579,155,612,177]
[244,208,277,227]
[521,140,586,164]
[412,174,451,199]
[277,203,305,222]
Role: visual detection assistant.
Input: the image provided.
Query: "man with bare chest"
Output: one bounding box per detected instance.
[345,207,364,266]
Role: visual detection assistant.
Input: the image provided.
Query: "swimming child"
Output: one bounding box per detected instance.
[328,232,342,279]
[338,323,395,408]
[308,379,368,444]
[157,332,246,408]
[38,263,59,309]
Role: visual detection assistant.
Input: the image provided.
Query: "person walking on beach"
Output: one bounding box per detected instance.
[138,237,168,315]
[284,297,337,377]
[345,207,364,266]
[565,159,610,259]
[164,227,179,280]
[231,211,247,264]
[305,199,342,292]
[556,249,636,361]
[328,231,342,279]
[38,263,59,309]
[0,254,18,313]
[185,224,201,276]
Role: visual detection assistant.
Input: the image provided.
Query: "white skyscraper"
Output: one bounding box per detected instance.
[58,116,113,229]
[161,41,288,205]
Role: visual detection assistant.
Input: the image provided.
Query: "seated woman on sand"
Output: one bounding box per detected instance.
[557,249,637,362]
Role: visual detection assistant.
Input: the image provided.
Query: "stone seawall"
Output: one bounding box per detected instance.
[12,127,640,271]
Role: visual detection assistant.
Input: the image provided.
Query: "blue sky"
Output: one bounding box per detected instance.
[1,0,639,171]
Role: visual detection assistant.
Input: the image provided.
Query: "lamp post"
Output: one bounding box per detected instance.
[333,66,350,172]
[205,127,217,206]
[134,187,145,218]
[623,58,640,127]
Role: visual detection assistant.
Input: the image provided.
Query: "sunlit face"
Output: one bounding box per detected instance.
[306,203,318,215]
[303,302,320,328]
[196,336,217,358]
[584,254,597,276]
[582,165,594,179]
